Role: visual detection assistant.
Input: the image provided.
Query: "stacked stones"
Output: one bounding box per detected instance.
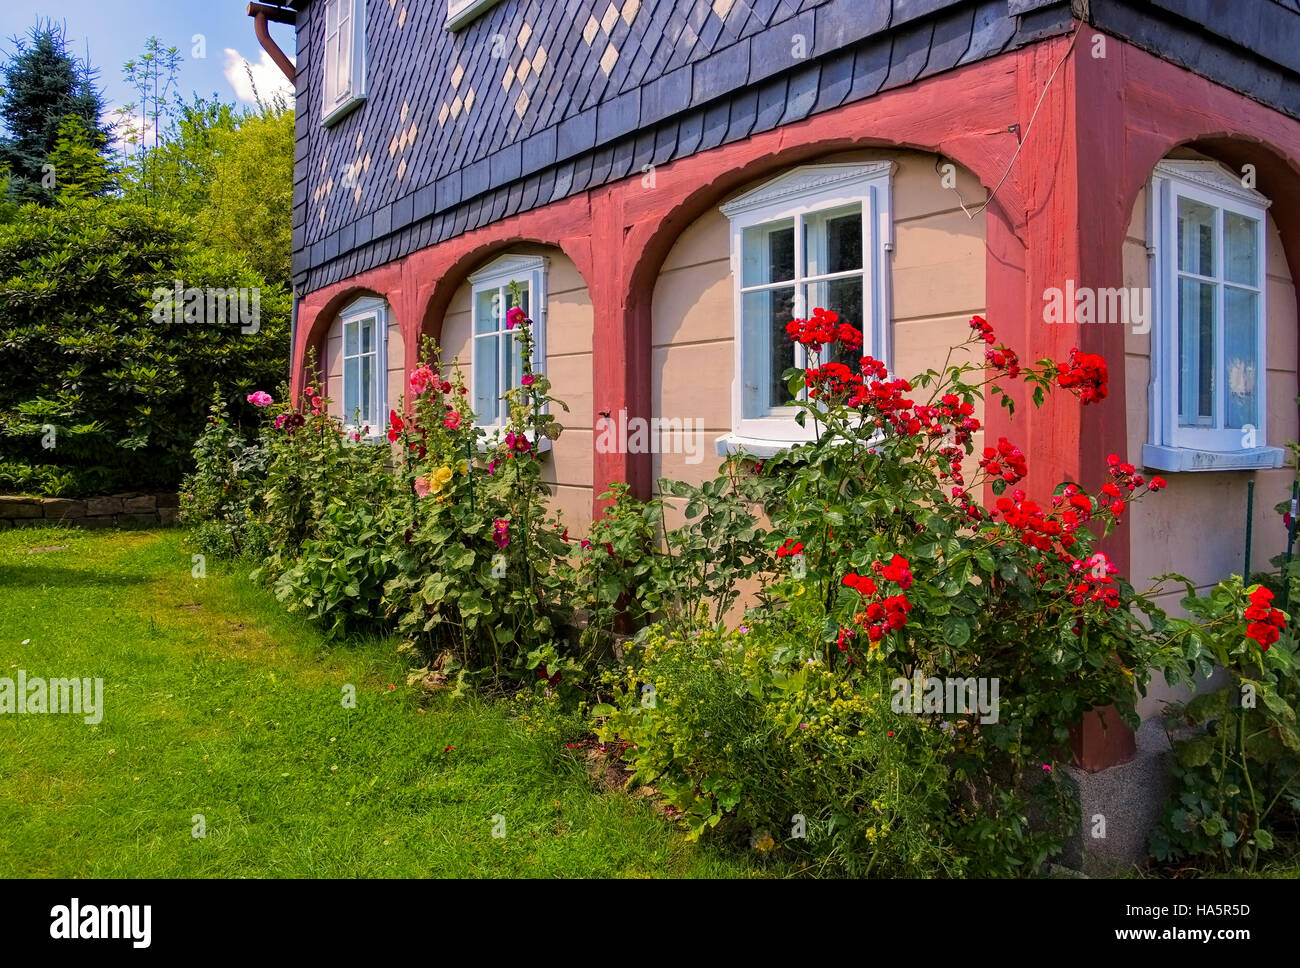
[0,493,180,529]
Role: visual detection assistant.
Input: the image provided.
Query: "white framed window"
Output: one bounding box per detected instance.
[321,0,367,126]
[1144,159,1282,472]
[447,0,506,30]
[718,162,894,453]
[469,254,548,430]
[338,296,386,435]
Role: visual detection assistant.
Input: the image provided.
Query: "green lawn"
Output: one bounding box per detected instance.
[0,526,758,877]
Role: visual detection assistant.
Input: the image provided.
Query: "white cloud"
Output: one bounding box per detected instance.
[223,47,296,107]
[107,109,157,153]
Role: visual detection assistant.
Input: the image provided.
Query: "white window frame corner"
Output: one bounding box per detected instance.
[717,162,894,451]
[446,0,507,30]
[1146,159,1279,473]
[320,0,368,127]
[337,295,388,440]
[468,253,549,436]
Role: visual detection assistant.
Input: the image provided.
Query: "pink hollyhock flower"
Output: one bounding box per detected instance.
[443,411,462,430]
[274,414,288,430]
[521,374,536,387]
[506,306,527,330]
[492,518,510,549]
[408,365,436,396]
[413,476,431,498]
[246,391,273,407]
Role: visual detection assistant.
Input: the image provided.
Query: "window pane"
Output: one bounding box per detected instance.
[500,331,515,404]
[474,334,498,420]
[804,205,862,276]
[336,5,352,99]
[805,275,864,367]
[1178,277,1215,425]
[1224,212,1259,286]
[359,316,375,356]
[475,288,499,334]
[1225,286,1259,430]
[360,353,373,425]
[512,281,530,320]
[742,219,794,287]
[343,355,359,420]
[741,287,795,418]
[1177,197,1216,277]
[344,319,358,357]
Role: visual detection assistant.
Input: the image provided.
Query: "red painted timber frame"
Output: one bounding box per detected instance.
[293,26,1300,769]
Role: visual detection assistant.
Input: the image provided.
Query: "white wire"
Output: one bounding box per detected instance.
[946,22,1084,220]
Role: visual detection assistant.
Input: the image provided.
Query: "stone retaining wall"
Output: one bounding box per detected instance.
[0,492,180,529]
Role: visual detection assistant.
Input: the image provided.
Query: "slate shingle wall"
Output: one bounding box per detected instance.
[287,0,1300,297]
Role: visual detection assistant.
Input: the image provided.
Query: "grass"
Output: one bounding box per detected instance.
[0,525,760,877]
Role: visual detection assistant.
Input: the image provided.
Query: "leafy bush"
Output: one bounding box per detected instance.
[597,623,960,876]
[180,389,272,559]
[594,312,1202,874]
[0,196,288,495]
[1151,576,1300,871]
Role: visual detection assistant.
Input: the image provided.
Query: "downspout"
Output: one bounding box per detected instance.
[247,2,297,84]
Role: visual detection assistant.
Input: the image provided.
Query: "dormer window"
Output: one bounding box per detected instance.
[321,0,367,126]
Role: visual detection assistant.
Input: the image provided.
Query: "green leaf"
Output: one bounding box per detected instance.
[942,616,971,647]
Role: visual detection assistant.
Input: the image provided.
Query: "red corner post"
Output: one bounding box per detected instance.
[588,185,653,516]
[985,28,1136,771]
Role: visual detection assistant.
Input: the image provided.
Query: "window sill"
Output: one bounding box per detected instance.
[321,94,366,128]
[1142,444,1285,473]
[714,434,809,459]
[474,427,553,455]
[446,0,505,30]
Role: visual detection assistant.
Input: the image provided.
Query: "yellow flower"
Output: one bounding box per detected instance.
[455,459,469,476]
[428,465,454,494]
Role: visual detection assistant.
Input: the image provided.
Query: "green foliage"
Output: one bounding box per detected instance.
[0,20,110,205]
[179,389,272,559]
[198,106,294,287]
[597,623,960,875]
[48,115,114,199]
[0,197,289,495]
[1151,576,1300,871]
[592,317,1186,875]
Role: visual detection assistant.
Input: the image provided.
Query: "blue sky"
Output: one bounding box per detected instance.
[0,0,297,141]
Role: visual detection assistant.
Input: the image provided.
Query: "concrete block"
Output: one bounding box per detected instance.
[1059,717,1171,875]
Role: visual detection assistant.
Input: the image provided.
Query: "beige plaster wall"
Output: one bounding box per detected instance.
[440,244,595,533]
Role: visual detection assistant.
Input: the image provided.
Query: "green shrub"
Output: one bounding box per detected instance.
[598,622,960,876]
[0,196,288,495]
[1151,576,1300,871]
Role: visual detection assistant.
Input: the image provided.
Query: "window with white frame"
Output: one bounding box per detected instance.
[1145,160,1282,472]
[321,0,366,126]
[338,297,386,434]
[469,255,547,429]
[719,163,893,450]
[446,0,506,30]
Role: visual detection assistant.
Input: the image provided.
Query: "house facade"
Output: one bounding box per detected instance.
[252,0,1300,773]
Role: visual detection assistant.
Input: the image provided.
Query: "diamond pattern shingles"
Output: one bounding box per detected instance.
[291,0,1090,293]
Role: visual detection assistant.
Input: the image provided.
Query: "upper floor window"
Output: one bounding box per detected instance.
[719,163,893,449]
[447,0,506,30]
[322,0,367,126]
[1145,159,1282,471]
[469,255,547,429]
[338,296,386,435]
